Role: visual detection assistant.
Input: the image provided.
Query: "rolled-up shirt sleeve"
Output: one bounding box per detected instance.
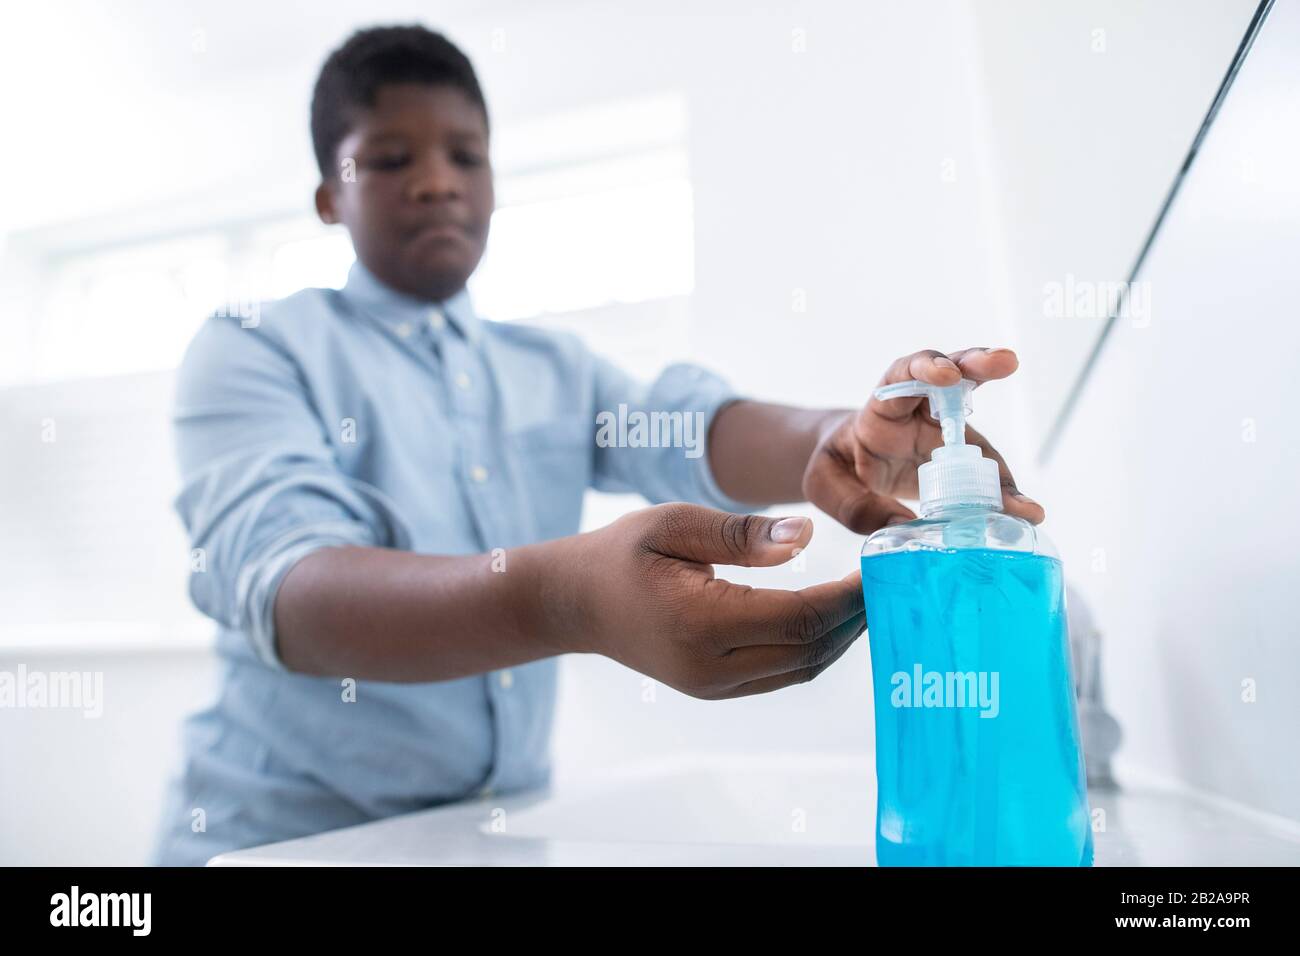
[173,315,412,670]
[590,355,755,513]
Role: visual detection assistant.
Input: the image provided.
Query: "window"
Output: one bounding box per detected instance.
[472,150,694,321]
[11,93,693,385]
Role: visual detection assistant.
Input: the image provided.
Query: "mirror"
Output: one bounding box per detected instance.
[1040,0,1300,821]
[965,0,1263,455]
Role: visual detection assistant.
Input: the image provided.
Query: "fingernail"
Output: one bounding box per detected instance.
[770,517,810,543]
[1012,491,1039,505]
[984,346,1013,354]
[934,356,958,370]
[885,514,912,526]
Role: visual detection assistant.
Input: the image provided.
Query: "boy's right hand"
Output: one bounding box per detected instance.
[537,503,864,700]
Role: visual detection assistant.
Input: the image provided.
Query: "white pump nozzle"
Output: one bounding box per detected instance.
[873,378,1001,517]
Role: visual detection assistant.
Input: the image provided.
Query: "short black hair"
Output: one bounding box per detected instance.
[310,25,488,179]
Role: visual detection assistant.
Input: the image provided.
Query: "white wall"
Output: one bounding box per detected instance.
[969,0,1260,452]
[1037,0,1300,822]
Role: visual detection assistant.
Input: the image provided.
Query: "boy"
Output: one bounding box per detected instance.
[150,25,1039,865]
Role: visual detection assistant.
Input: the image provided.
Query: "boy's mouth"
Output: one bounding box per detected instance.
[410,222,468,244]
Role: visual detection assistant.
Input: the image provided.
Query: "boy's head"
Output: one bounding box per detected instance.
[312,25,493,302]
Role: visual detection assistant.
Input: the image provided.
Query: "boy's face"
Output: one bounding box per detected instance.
[317,83,493,302]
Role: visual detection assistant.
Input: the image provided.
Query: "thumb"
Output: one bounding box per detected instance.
[642,503,813,568]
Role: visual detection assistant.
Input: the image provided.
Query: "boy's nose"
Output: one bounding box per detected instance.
[407,152,461,203]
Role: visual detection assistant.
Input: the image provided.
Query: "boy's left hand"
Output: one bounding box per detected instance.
[801,347,1045,534]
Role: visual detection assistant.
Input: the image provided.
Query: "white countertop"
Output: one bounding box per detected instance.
[208,753,1300,866]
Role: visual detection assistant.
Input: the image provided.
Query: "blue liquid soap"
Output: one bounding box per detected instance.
[860,377,1092,867]
[861,547,1093,866]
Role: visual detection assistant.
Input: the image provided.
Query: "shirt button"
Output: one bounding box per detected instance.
[454,371,472,391]
[470,464,489,483]
[499,669,514,690]
[395,322,413,339]
[428,310,446,332]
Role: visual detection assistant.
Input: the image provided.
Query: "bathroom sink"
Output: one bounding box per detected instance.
[209,752,877,866]
[208,752,1300,866]
[491,753,875,849]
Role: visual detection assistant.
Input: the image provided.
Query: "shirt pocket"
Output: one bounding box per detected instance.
[505,417,592,539]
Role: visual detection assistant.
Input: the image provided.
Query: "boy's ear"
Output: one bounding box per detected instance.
[315,180,339,225]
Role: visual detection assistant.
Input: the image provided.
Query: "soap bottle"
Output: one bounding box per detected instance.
[859,378,1093,866]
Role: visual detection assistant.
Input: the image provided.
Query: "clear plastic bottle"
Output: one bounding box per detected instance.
[860,379,1092,866]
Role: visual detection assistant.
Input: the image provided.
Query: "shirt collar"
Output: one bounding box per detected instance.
[341,258,481,344]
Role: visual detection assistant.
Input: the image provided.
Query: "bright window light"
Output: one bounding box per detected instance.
[34,235,228,382]
[18,93,692,384]
[267,231,355,299]
[471,172,694,322]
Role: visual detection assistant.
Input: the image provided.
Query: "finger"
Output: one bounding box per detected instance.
[641,503,814,568]
[720,608,866,689]
[803,452,914,534]
[702,572,864,650]
[717,610,866,698]
[964,424,1046,525]
[868,347,1022,424]
[868,349,964,422]
[944,346,1020,386]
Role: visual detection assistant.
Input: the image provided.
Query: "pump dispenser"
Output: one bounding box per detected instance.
[860,376,1093,867]
[873,378,1000,516]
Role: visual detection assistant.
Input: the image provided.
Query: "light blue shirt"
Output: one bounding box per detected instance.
[150,261,749,865]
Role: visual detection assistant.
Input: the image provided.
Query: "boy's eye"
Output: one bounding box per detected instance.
[368,154,410,171]
[453,149,485,168]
